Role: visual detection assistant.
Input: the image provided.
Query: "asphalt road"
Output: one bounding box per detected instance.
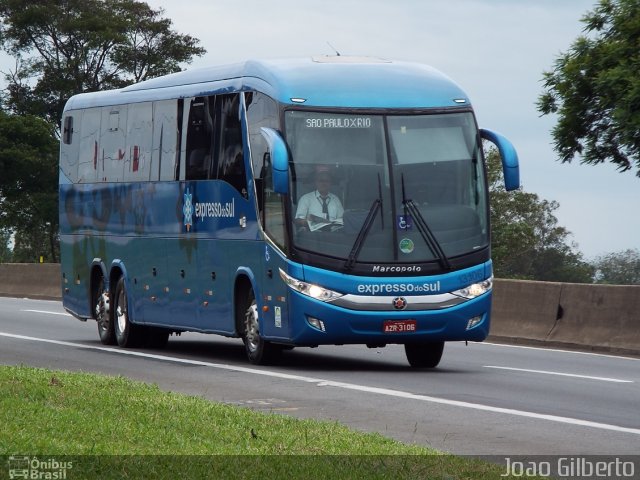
[1,296,639,456]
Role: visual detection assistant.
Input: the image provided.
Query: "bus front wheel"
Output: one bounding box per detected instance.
[404,341,444,368]
[242,289,281,365]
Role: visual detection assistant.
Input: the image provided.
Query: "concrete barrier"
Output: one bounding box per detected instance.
[490,279,640,355]
[0,263,61,300]
[0,264,638,355]
[490,279,563,341]
[547,283,640,353]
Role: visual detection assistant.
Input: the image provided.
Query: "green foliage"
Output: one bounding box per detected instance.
[0,111,59,262]
[0,0,206,125]
[487,148,594,282]
[538,0,640,176]
[0,0,205,262]
[593,248,640,284]
[0,228,11,262]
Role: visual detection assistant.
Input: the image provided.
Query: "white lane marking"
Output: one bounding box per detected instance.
[481,341,640,362]
[484,365,633,383]
[10,300,638,362]
[21,309,72,317]
[1,331,640,437]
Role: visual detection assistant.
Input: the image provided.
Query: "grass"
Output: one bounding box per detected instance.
[0,364,522,479]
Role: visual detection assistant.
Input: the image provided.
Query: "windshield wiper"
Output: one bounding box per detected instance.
[401,175,451,270]
[345,174,383,270]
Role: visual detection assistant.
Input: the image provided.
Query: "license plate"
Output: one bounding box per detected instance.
[383,320,417,333]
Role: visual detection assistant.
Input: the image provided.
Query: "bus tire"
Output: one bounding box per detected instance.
[404,341,444,368]
[113,277,143,348]
[94,276,116,345]
[241,288,281,365]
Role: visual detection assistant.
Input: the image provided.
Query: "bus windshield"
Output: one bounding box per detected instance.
[285,110,488,268]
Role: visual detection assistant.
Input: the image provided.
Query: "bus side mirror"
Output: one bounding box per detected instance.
[480,129,520,191]
[260,127,289,195]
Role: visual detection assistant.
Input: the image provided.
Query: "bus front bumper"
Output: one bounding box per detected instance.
[283,289,492,346]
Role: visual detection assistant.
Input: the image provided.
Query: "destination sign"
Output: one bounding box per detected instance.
[305,117,372,129]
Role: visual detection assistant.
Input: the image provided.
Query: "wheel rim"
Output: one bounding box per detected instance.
[117,288,127,334]
[244,300,260,353]
[95,290,109,332]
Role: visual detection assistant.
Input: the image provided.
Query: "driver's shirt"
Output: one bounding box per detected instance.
[295,190,344,222]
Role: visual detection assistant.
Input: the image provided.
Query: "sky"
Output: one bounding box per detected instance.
[141,0,636,260]
[7,0,639,259]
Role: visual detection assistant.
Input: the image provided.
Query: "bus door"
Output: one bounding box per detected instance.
[254,134,292,342]
[259,242,291,341]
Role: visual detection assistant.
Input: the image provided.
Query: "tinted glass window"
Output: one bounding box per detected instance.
[246,92,283,248]
[185,97,214,180]
[216,94,247,196]
[284,110,488,265]
[62,116,74,144]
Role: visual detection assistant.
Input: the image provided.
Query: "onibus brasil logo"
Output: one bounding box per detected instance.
[7,456,73,479]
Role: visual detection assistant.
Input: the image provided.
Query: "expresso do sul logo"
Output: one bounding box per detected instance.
[183,188,194,232]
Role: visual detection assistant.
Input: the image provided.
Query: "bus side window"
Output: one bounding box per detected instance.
[185,97,213,180]
[60,114,79,182]
[78,108,101,183]
[101,106,127,182]
[125,102,153,181]
[216,94,247,197]
[245,91,285,249]
[153,99,180,182]
[63,116,74,144]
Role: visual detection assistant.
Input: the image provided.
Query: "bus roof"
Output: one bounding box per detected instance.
[63,56,471,112]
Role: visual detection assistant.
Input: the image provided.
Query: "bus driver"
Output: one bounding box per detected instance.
[295,170,344,231]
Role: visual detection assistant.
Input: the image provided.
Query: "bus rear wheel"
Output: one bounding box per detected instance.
[113,277,143,348]
[404,341,444,368]
[242,289,281,365]
[94,277,115,345]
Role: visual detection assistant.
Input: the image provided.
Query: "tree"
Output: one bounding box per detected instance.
[0,0,206,125]
[0,111,59,262]
[593,248,640,284]
[0,0,205,262]
[487,148,594,282]
[0,228,11,262]
[537,0,640,177]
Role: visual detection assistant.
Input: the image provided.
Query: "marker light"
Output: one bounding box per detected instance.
[279,269,343,302]
[307,316,326,332]
[453,277,493,299]
[466,315,484,330]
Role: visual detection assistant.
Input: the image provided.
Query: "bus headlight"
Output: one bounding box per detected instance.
[279,269,343,302]
[453,276,493,299]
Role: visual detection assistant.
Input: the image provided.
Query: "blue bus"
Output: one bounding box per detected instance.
[59,56,519,367]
